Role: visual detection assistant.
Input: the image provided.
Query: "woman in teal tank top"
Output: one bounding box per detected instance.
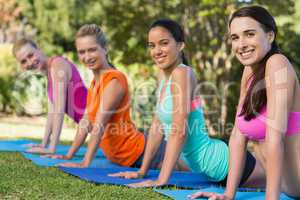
[110,19,265,188]
[156,71,228,181]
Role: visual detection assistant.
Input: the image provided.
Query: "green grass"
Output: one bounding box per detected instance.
[0,118,170,199]
[0,152,170,200]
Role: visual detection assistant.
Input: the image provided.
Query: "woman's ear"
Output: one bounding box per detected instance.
[267,31,275,44]
[179,42,185,51]
[102,46,108,56]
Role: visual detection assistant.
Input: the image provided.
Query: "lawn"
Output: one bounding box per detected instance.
[0,152,169,200]
[0,116,170,199]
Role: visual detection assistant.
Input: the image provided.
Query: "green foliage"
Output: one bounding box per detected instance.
[16,0,78,54]
[4,0,299,135]
[277,23,300,76]
[117,63,157,131]
[0,44,25,114]
[294,0,300,33]
[252,0,295,15]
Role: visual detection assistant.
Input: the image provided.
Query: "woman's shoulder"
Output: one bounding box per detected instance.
[48,56,72,80]
[171,64,195,79]
[265,53,296,80]
[49,56,70,72]
[105,69,127,79]
[49,56,66,65]
[266,53,292,72]
[104,69,128,87]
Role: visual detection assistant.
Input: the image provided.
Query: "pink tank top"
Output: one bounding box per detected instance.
[237,106,300,140]
[47,56,87,123]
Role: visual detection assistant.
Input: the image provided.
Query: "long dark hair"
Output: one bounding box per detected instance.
[150,19,188,65]
[229,6,281,120]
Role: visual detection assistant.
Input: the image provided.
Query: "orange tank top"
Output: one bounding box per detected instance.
[87,69,145,166]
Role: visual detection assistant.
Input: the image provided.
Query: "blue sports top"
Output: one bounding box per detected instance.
[155,67,229,181]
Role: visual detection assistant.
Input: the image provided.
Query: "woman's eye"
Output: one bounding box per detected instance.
[88,48,97,52]
[231,36,238,41]
[161,41,169,46]
[247,32,255,37]
[147,44,154,49]
[28,53,33,58]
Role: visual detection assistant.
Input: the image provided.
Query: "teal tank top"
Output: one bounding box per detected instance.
[156,72,229,181]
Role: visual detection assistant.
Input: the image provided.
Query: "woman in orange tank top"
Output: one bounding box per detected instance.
[46,24,166,168]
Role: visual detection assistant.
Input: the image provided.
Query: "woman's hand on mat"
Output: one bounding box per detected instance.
[42,154,71,160]
[26,147,54,154]
[108,171,144,179]
[127,179,166,188]
[58,162,87,168]
[187,192,232,200]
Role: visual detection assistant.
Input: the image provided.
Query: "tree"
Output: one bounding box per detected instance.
[10,0,297,135]
[0,0,37,114]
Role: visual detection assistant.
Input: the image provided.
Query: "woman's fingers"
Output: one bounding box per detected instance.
[188,192,227,200]
[108,171,139,179]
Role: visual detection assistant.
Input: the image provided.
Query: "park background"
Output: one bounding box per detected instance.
[0,0,299,199]
[1,0,300,139]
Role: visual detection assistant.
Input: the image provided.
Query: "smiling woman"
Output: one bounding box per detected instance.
[109,19,265,189]
[147,20,188,70]
[45,24,166,170]
[12,38,87,154]
[189,5,300,200]
[230,17,274,67]
[76,34,110,71]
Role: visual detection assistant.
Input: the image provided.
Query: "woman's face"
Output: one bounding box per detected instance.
[229,17,274,67]
[148,26,183,70]
[15,43,46,71]
[76,35,107,71]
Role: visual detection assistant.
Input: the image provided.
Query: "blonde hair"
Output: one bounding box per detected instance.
[12,38,37,57]
[76,24,107,48]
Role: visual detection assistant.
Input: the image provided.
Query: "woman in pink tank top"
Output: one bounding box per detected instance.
[190,6,300,200]
[12,38,87,154]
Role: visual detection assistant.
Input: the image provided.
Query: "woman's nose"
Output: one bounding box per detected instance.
[83,52,92,63]
[25,59,34,69]
[153,45,163,55]
[238,37,248,49]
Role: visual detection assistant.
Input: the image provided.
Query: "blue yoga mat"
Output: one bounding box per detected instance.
[21,152,120,168]
[154,187,294,200]
[0,139,104,157]
[0,139,37,152]
[59,167,214,188]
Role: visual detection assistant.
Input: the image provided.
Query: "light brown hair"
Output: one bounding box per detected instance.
[76,24,107,49]
[12,38,38,57]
